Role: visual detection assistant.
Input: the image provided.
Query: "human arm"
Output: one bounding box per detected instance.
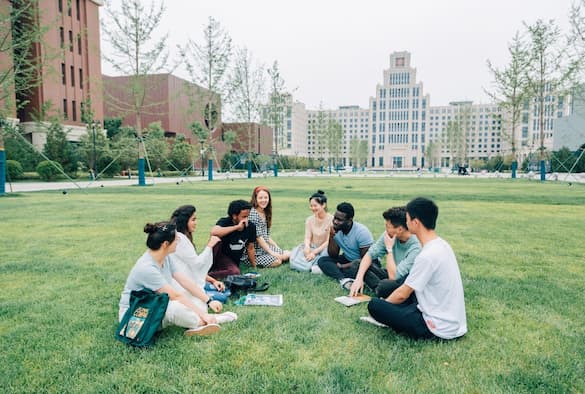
[211,217,248,238]
[173,271,223,313]
[206,275,225,291]
[386,283,414,304]
[383,232,398,280]
[157,282,217,324]
[349,253,373,296]
[393,240,421,282]
[246,243,257,268]
[327,226,340,258]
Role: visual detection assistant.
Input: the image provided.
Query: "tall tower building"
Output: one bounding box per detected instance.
[17,0,103,149]
[369,51,430,169]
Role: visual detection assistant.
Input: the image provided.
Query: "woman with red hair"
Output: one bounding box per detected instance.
[243,186,290,267]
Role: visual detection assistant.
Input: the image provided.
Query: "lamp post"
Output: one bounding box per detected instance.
[200,142,205,177]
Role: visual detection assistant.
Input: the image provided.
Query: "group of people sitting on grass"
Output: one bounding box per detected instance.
[119,185,467,340]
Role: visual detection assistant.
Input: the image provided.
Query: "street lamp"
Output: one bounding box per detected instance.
[200,142,205,177]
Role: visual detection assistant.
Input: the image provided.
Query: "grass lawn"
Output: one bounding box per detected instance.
[1,176,584,393]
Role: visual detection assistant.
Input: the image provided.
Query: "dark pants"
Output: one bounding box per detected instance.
[317,255,357,281]
[367,280,436,340]
[350,259,386,291]
[208,242,241,280]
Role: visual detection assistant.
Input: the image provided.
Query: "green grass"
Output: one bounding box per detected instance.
[1,177,584,393]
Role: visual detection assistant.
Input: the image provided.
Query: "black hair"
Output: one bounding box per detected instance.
[228,199,253,217]
[144,221,176,250]
[406,197,438,230]
[382,206,407,229]
[170,205,196,243]
[309,190,327,206]
[336,202,355,219]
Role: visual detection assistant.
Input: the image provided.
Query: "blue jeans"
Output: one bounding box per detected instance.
[204,282,231,303]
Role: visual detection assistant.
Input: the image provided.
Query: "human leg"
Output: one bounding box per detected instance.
[317,255,348,281]
[209,251,241,279]
[367,298,435,340]
[376,279,401,298]
[204,282,231,303]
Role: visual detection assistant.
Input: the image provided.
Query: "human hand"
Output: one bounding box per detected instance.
[207,235,221,248]
[213,281,225,292]
[383,232,396,251]
[209,300,223,313]
[236,218,249,230]
[305,251,316,261]
[349,278,364,297]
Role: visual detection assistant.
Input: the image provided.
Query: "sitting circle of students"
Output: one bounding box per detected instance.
[119,187,467,341]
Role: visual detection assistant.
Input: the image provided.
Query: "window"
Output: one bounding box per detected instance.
[58,0,63,12]
[63,99,68,119]
[61,63,66,84]
[59,27,64,48]
[67,1,71,16]
[79,68,83,88]
[76,0,80,20]
[68,30,73,52]
[72,100,77,121]
[70,66,75,86]
[77,34,81,55]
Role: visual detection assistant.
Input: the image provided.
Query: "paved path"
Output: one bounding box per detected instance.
[4,170,584,193]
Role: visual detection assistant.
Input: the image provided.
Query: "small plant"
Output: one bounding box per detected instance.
[36,160,63,181]
[6,160,24,180]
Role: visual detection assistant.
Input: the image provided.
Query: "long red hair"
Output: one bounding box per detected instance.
[250,186,272,228]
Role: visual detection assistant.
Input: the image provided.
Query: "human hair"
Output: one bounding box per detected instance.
[144,221,176,250]
[170,205,196,243]
[228,199,253,217]
[309,190,327,210]
[251,186,272,228]
[382,206,407,229]
[406,197,438,230]
[336,202,355,219]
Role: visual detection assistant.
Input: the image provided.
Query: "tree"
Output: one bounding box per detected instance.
[524,19,580,163]
[190,121,209,175]
[324,118,343,169]
[486,32,530,175]
[169,134,193,171]
[102,0,170,186]
[311,103,329,168]
[43,120,78,175]
[265,61,287,155]
[228,46,266,157]
[349,138,368,169]
[78,123,107,175]
[143,122,169,171]
[424,140,441,169]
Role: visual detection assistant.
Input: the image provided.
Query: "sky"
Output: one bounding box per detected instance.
[101,0,578,110]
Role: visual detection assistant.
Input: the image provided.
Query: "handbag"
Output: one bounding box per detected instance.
[224,275,269,293]
[116,289,169,348]
[290,244,313,272]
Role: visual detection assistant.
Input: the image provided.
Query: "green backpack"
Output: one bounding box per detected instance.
[116,289,169,347]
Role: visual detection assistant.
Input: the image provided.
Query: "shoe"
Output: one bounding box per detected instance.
[185,323,221,336]
[214,311,238,324]
[360,315,388,328]
[340,278,354,291]
[310,265,323,274]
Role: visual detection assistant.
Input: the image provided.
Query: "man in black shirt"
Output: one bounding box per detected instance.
[209,200,257,279]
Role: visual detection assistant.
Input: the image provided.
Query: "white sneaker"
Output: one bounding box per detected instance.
[360,315,388,328]
[340,278,354,290]
[215,311,238,324]
[185,323,221,336]
[310,265,323,274]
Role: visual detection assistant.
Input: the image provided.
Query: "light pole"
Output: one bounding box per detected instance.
[200,142,205,177]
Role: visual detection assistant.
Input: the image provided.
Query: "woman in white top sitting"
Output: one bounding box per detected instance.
[170,205,231,303]
[290,190,333,273]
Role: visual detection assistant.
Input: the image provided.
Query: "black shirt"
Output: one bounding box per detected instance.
[216,216,256,262]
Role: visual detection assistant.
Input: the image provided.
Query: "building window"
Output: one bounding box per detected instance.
[61,63,66,85]
[72,100,77,121]
[70,66,75,86]
[63,99,68,119]
[67,1,71,16]
[59,27,64,48]
[79,68,83,88]
[77,34,82,55]
[68,30,73,51]
[76,0,80,20]
[58,0,63,12]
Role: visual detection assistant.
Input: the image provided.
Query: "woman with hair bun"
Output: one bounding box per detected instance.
[243,186,290,268]
[118,221,237,337]
[290,190,333,273]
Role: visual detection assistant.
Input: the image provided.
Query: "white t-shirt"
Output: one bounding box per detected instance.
[170,232,213,290]
[405,237,467,339]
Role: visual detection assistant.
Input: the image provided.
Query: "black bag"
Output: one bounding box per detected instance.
[224,275,269,293]
[116,289,169,348]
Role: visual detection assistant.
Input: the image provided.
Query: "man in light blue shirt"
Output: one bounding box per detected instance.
[317,202,374,289]
[349,206,420,297]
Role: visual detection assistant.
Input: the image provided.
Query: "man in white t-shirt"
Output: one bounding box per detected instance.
[366,197,467,340]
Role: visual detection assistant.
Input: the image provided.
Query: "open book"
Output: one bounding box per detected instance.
[334,294,371,307]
